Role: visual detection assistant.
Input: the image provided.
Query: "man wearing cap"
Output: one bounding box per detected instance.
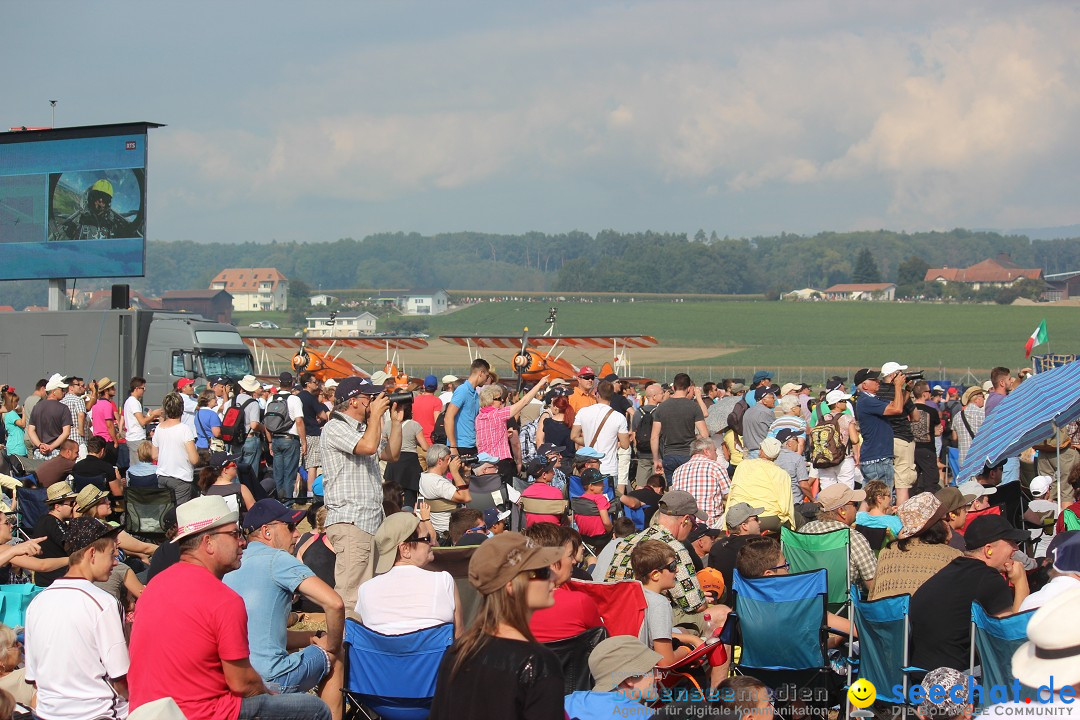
[745,370,773,408]
[443,358,490,457]
[321,377,401,619]
[708,503,764,602]
[437,375,459,407]
[563,636,662,717]
[800,484,877,593]
[852,366,906,490]
[130,496,331,720]
[225,499,345,715]
[413,375,443,446]
[682,520,722,573]
[651,373,709,479]
[875,362,921,505]
[725,438,796,531]
[175,376,198,431]
[951,385,985,471]
[121,377,161,474]
[605,490,714,624]
[296,373,327,499]
[1019,533,1080,612]
[740,385,778,460]
[25,517,128,720]
[670,437,730,529]
[568,366,598,413]
[27,373,73,460]
[909,514,1030,673]
[33,480,78,587]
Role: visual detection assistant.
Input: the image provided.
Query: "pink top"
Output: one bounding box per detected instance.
[475,406,512,460]
[574,493,610,537]
[90,398,118,441]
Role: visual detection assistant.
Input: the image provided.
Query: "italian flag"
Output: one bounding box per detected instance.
[1025,319,1048,358]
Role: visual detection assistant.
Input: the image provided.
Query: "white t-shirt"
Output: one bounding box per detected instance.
[181,394,198,432]
[355,564,456,634]
[25,578,130,720]
[152,422,197,482]
[123,395,146,443]
[574,403,629,476]
[284,394,304,437]
[418,471,459,532]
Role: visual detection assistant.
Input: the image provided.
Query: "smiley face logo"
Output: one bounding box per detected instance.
[848,679,876,709]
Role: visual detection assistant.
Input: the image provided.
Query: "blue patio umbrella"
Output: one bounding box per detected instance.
[957,360,1080,506]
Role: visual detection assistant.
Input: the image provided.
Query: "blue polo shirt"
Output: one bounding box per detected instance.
[449,380,479,449]
[854,391,893,463]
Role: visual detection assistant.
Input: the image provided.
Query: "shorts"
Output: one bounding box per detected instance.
[816,457,856,491]
[892,438,916,489]
[267,644,331,694]
[304,435,322,470]
[860,458,894,488]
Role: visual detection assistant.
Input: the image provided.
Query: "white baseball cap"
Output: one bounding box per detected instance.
[957,480,997,499]
[825,389,852,406]
[880,362,908,376]
[1030,475,1053,497]
[45,372,69,392]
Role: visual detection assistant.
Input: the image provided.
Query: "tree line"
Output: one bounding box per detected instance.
[2,229,1079,309]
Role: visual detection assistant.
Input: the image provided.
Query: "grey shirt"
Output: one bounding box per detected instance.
[774,447,810,501]
[742,402,776,452]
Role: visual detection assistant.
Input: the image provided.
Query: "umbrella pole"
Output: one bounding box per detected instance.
[1054,422,1061,535]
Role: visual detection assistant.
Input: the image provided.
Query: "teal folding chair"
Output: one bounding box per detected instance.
[850,587,914,710]
[970,602,1037,707]
[781,526,850,614]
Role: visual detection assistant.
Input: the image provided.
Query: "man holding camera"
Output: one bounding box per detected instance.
[853,365,908,498]
[874,362,921,506]
[418,445,471,541]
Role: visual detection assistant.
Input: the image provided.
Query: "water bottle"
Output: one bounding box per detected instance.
[702,612,719,640]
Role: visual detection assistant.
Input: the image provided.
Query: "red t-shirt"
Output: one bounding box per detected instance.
[128,562,250,720]
[529,584,605,642]
[413,394,443,444]
[523,483,565,526]
[574,493,610,537]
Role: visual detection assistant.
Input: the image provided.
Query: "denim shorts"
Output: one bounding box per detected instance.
[267,644,330,694]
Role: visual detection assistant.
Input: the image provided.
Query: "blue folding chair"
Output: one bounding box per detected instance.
[70,474,108,493]
[851,587,914,707]
[343,620,454,720]
[624,502,650,531]
[567,473,615,502]
[970,602,1036,706]
[15,486,48,536]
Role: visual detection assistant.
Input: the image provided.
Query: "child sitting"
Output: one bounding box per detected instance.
[575,469,613,541]
[631,539,704,665]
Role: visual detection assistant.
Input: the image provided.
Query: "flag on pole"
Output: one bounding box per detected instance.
[1025,319,1048,358]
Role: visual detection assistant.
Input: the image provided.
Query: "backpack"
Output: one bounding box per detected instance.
[727,398,749,437]
[263,393,294,436]
[220,397,257,444]
[431,409,448,445]
[635,406,656,453]
[808,415,847,468]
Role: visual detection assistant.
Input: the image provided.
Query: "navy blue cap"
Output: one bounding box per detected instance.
[581,467,605,486]
[242,499,306,533]
[207,451,242,469]
[774,428,804,444]
[210,375,231,386]
[335,376,382,403]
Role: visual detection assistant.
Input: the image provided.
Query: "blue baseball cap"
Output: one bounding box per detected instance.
[575,447,605,460]
[424,374,438,390]
[751,370,773,385]
[476,452,500,464]
[242,499,306,533]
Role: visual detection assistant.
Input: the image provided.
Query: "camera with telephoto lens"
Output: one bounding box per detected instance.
[904,370,925,381]
[386,390,414,404]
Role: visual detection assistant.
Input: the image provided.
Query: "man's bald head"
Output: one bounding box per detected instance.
[644,383,663,403]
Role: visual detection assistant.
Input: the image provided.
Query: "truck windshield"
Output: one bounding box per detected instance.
[201,352,255,378]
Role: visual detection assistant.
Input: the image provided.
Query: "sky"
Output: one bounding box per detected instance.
[6,1,1080,244]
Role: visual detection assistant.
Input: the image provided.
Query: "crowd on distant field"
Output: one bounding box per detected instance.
[0,357,1078,720]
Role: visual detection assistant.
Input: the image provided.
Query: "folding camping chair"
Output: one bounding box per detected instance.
[342,620,454,720]
[623,502,650,531]
[70,474,109,493]
[567,473,616,503]
[123,486,176,539]
[570,497,611,553]
[851,588,914,714]
[731,568,834,712]
[428,546,480,627]
[563,578,648,638]
[15,486,49,536]
[543,625,609,694]
[781,526,851,614]
[970,602,1037,707]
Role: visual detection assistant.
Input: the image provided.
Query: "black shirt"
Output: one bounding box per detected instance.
[876,384,916,442]
[708,533,759,604]
[627,487,663,526]
[146,542,181,583]
[32,514,69,587]
[913,403,940,450]
[72,456,118,484]
[909,556,1013,673]
[430,636,564,720]
[609,394,632,418]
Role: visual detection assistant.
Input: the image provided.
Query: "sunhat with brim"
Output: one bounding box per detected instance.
[957,480,997,499]
[590,636,663,692]
[46,481,77,505]
[1012,587,1080,687]
[172,496,239,543]
[238,375,260,393]
[374,512,421,575]
[896,492,950,540]
[934,487,976,514]
[468,532,563,595]
[75,485,109,513]
[961,386,984,405]
[96,377,116,393]
[63,517,122,555]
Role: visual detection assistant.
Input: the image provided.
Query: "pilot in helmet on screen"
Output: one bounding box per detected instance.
[53,178,140,241]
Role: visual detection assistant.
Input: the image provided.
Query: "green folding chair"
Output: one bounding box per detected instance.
[781,526,850,614]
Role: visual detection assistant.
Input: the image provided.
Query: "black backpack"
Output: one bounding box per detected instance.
[727,397,749,437]
[263,393,294,436]
[635,406,656,453]
[431,409,448,445]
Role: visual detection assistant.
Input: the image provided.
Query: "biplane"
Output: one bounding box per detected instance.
[439,307,658,386]
[242,334,428,387]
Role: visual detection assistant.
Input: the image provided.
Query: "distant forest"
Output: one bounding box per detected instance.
[3,229,1080,309]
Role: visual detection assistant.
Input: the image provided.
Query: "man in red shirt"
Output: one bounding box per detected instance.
[525,522,605,642]
[128,496,330,720]
[413,375,443,445]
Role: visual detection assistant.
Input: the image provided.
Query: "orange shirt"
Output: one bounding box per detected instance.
[568,388,596,413]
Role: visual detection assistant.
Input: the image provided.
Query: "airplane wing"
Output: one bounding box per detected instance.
[244,336,429,351]
[439,335,658,349]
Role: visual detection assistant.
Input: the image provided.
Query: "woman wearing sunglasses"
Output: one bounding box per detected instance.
[356,511,459,636]
[430,532,565,720]
[199,451,256,511]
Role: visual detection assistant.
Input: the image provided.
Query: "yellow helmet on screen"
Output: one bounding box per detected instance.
[90,179,114,197]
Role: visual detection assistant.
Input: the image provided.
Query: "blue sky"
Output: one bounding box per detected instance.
[6,1,1079,244]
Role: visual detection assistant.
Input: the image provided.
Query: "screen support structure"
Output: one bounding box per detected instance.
[48,279,67,311]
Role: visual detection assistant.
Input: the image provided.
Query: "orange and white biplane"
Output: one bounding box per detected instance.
[243,334,427,388]
[439,308,658,386]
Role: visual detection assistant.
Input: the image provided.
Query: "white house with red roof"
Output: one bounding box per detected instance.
[210,268,289,311]
[924,255,1043,291]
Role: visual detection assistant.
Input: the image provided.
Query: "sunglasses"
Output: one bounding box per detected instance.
[527,566,552,581]
[769,562,791,572]
[661,559,679,574]
[210,529,243,540]
[406,534,433,544]
[579,375,595,380]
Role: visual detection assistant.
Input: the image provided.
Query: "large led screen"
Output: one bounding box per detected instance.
[0,123,159,281]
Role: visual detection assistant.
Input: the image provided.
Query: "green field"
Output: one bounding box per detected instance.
[426,300,1079,376]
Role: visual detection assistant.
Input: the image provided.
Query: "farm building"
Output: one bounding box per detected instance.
[924,256,1042,290]
[823,283,896,301]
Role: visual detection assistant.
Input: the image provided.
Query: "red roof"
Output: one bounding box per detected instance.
[211,268,287,293]
[0,306,14,312]
[924,258,1042,284]
[824,283,895,293]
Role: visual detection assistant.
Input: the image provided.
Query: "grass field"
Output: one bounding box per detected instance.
[426,300,1080,377]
